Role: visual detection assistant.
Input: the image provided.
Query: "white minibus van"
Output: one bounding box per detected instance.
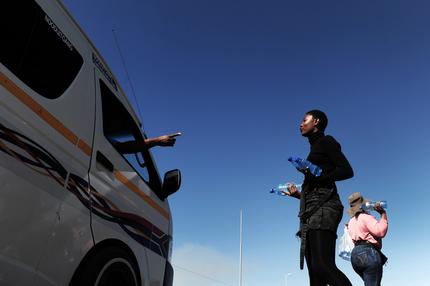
[0,1,180,285]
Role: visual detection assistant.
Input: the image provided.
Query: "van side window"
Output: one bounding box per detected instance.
[100,80,162,191]
[0,1,83,99]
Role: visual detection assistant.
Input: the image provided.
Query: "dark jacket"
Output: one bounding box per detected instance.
[297,131,353,269]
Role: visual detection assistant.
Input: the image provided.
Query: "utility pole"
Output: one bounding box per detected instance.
[285,273,292,286]
[239,209,243,286]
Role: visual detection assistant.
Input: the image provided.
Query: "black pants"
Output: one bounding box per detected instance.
[306,230,352,286]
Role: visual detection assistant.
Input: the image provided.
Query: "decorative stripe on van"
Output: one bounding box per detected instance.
[0,72,169,221]
[0,71,91,155]
[77,139,92,156]
[114,170,170,220]
[0,123,169,258]
[68,173,170,258]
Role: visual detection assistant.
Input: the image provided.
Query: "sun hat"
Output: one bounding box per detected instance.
[348,192,368,216]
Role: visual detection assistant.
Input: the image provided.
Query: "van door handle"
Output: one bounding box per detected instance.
[96,151,114,172]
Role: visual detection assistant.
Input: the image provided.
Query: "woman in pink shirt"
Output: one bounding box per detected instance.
[347,192,388,286]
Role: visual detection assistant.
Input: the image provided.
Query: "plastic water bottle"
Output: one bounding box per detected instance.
[288,156,322,177]
[362,201,388,212]
[270,183,302,196]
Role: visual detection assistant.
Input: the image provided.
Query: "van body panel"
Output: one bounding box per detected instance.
[0,68,91,285]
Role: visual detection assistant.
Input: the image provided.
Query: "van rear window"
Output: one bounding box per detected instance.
[0,0,83,99]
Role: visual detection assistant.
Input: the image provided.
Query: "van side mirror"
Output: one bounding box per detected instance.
[162,169,181,199]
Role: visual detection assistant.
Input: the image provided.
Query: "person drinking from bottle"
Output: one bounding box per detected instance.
[347,192,388,286]
[286,109,353,286]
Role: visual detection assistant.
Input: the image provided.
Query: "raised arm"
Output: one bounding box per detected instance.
[144,134,178,148]
[365,212,388,238]
[114,132,180,154]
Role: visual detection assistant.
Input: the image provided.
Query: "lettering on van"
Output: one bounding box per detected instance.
[44,15,74,52]
[92,53,118,91]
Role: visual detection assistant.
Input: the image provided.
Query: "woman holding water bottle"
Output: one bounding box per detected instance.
[286,110,353,286]
[347,192,388,286]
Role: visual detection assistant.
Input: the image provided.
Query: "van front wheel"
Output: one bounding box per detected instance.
[72,247,140,286]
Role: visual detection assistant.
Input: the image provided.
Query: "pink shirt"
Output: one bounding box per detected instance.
[347,213,388,248]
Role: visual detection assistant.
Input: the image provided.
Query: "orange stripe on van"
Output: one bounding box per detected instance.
[0,71,92,156]
[77,139,92,156]
[0,73,168,221]
[114,170,169,220]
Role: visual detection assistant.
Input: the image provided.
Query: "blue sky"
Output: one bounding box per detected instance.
[63,0,430,285]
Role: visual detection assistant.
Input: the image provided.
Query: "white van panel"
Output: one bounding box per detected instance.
[0,0,96,280]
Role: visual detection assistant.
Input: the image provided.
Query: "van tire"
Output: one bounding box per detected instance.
[71,246,140,286]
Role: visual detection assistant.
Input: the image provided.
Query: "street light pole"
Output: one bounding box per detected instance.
[284,273,292,286]
[239,209,243,286]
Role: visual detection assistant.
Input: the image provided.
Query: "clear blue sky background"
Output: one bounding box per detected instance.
[63,1,429,285]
